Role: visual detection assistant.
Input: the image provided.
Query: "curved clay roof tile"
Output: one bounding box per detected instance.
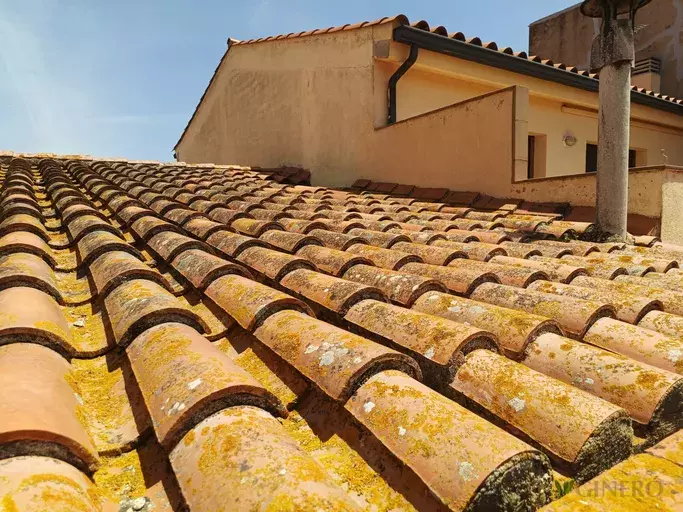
[411,20,430,30]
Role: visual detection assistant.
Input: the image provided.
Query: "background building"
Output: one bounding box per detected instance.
[530,1,683,98]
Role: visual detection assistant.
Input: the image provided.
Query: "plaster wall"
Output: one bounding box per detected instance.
[377,44,683,176]
[661,170,683,244]
[176,25,390,186]
[508,168,668,218]
[363,87,518,197]
[176,25,520,192]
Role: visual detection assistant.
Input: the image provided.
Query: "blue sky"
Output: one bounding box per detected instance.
[0,0,574,161]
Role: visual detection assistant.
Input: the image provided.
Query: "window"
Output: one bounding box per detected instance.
[527,136,535,179]
[586,143,637,173]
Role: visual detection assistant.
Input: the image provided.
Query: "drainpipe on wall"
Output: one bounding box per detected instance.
[388,44,419,124]
[580,0,651,241]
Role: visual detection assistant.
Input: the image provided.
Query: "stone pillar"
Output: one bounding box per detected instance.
[596,61,631,239]
[580,0,649,241]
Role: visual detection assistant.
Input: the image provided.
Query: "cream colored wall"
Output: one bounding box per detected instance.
[176,24,521,192]
[661,170,683,245]
[373,61,495,125]
[377,44,683,177]
[363,87,518,196]
[509,169,667,218]
[509,167,683,244]
[176,24,393,186]
[176,23,682,240]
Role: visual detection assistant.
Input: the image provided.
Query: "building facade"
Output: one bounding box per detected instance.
[174,15,683,242]
[530,1,683,98]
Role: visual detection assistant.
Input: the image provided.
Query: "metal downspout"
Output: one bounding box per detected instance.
[388,44,419,124]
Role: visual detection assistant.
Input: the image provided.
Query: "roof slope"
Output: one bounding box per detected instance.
[175,13,683,152]
[2,152,683,510]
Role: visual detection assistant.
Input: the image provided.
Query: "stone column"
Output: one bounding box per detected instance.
[580,0,647,241]
[596,61,631,239]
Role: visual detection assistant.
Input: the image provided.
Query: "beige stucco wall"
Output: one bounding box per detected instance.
[509,168,668,218]
[176,24,392,178]
[376,42,683,177]
[509,166,683,245]
[661,170,683,244]
[363,87,518,196]
[176,24,522,192]
[177,22,683,182]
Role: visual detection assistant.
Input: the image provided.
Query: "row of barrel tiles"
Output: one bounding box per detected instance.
[0,157,682,511]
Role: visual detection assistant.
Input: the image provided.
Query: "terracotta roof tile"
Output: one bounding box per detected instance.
[543,453,683,510]
[453,348,631,482]
[2,153,683,509]
[0,456,101,511]
[346,370,552,509]
[343,263,448,307]
[169,406,362,511]
[127,322,285,449]
[0,343,100,472]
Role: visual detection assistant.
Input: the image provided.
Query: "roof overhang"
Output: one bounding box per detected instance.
[392,24,683,116]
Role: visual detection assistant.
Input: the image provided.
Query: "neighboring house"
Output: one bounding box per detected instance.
[174,14,683,243]
[530,1,683,98]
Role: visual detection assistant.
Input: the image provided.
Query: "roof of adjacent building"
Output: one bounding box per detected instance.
[2,151,683,511]
[175,13,683,151]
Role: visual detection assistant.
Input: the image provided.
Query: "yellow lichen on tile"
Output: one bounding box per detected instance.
[217,341,298,406]
[67,356,140,453]
[281,410,414,511]
[62,303,109,354]
[52,249,78,269]
[544,454,683,511]
[214,335,414,510]
[92,450,147,504]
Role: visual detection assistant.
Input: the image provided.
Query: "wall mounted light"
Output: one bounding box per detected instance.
[563,134,578,147]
